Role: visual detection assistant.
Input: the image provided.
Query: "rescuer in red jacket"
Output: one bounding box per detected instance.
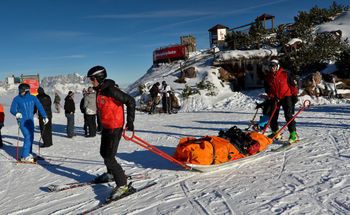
[87,65,136,201]
[264,59,299,143]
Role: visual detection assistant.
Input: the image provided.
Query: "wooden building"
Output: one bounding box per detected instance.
[208,24,229,49]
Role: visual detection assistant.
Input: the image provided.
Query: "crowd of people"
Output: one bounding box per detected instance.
[0,58,301,201]
[148,80,174,114]
[1,65,135,201]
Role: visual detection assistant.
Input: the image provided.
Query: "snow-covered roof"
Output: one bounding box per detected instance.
[316,11,350,42]
[287,38,303,45]
[214,48,278,63]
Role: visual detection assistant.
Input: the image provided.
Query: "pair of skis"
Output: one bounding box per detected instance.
[15,155,61,166]
[46,173,156,213]
[46,173,151,192]
[78,181,157,214]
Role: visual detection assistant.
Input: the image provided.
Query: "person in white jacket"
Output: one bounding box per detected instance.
[161,81,172,114]
[83,87,97,137]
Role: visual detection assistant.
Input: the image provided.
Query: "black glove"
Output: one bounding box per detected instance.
[126,122,134,131]
[255,102,263,109]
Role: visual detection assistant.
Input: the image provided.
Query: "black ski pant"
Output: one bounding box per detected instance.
[269,96,296,133]
[96,114,102,133]
[39,117,53,146]
[162,96,171,114]
[85,114,96,137]
[149,96,158,114]
[100,128,127,187]
[65,113,75,138]
[0,128,2,147]
[83,113,87,136]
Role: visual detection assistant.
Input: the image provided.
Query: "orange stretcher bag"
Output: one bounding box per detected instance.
[173,136,245,165]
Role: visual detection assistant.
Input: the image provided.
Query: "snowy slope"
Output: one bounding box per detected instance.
[0,91,350,214]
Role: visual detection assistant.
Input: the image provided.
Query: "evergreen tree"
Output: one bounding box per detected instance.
[336,47,350,78]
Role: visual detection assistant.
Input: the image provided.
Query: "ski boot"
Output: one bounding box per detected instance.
[252,115,269,132]
[268,131,282,140]
[107,183,136,201]
[20,154,35,163]
[93,172,114,183]
[288,131,299,144]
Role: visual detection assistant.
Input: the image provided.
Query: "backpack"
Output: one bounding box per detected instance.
[218,126,272,155]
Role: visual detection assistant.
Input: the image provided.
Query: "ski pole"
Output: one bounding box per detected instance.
[16,121,20,161]
[245,107,259,131]
[38,121,46,157]
[262,100,279,134]
[122,129,192,170]
[272,100,311,140]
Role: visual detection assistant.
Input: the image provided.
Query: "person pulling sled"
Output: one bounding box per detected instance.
[87,65,136,201]
[262,59,299,143]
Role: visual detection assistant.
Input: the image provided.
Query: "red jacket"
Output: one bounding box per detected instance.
[96,79,135,129]
[265,67,297,100]
[0,104,4,124]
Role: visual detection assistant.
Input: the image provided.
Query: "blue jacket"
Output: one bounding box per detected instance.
[10,92,47,121]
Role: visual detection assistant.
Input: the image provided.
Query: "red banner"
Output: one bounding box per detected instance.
[153,45,187,63]
[23,78,40,95]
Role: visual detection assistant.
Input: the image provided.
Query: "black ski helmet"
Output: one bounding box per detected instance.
[87,65,107,84]
[18,83,30,94]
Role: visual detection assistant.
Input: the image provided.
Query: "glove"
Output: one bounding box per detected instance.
[255,102,263,109]
[15,113,22,119]
[43,117,49,125]
[126,122,134,131]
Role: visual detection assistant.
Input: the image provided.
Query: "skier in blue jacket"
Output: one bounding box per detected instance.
[10,83,49,162]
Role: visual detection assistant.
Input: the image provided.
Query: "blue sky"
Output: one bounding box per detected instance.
[0,0,348,87]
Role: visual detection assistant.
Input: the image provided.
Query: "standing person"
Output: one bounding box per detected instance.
[87,65,135,201]
[10,83,49,162]
[0,103,4,148]
[264,59,299,143]
[148,82,160,114]
[96,113,102,134]
[64,91,75,138]
[53,92,61,113]
[80,89,87,136]
[161,81,172,114]
[84,87,97,137]
[36,87,53,147]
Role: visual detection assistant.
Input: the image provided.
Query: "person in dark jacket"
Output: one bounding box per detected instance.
[64,91,75,138]
[54,92,61,113]
[0,103,4,148]
[264,59,299,143]
[87,65,135,201]
[149,82,160,114]
[36,87,53,147]
[80,88,87,136]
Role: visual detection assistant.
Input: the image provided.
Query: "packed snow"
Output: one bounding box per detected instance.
[0,89,350,214]
[1,9,350,215]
